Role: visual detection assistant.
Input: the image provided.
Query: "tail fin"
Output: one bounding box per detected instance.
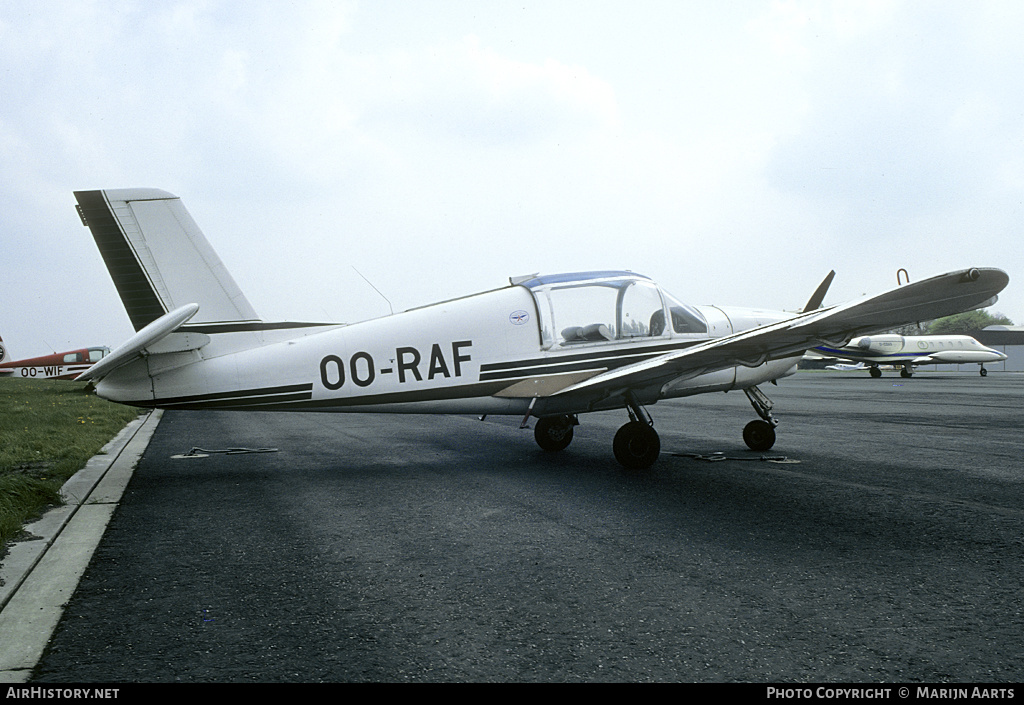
[74,189,259,331]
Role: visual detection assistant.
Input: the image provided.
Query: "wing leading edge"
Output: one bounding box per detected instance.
[550,267,1009,404]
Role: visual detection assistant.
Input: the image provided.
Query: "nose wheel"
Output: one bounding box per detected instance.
[742,420,776,452]
[743,385,778,451]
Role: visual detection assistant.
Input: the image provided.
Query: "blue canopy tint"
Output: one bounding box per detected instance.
[515,271,653,289]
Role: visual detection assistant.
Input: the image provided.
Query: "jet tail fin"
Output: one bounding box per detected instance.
[75,189,259,332]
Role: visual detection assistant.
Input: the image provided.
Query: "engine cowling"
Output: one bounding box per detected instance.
[854,334,906,354]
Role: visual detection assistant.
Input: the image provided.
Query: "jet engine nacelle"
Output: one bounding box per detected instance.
[854,334,906,353]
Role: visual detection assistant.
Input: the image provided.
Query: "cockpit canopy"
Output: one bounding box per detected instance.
[515,271,707,349]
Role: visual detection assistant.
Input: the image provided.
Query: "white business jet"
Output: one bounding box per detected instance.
[813,334,1007,378]
[73,189,1009,469]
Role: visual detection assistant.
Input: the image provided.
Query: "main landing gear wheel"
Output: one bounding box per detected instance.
[743,420,776,452]
[613,421,661,470]
[901,368,913,378]
[869,366,882,378]
[534,415,576,452]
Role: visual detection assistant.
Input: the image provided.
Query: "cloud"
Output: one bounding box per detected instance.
[0,1,1021,357]
[764,2,1024,231]
[361,35,619,147]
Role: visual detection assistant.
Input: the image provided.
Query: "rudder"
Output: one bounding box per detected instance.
[75,189,259,331]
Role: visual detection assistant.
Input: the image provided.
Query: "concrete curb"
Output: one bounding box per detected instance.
[0,410,163,683]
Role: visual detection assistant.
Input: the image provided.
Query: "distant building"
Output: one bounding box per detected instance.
[975,326,1024,372]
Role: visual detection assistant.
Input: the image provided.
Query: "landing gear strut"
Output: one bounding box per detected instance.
[742,385,778,451]
[613,393,661,470]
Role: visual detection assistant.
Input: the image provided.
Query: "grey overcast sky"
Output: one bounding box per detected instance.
[1,0,1021,358]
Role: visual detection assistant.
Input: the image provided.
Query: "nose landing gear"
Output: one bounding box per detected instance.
[742,385,778,451]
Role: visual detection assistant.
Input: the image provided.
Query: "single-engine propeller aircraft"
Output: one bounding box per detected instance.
[0,335,110,380]
[812,334,1007,378]
[73,189,1009,469]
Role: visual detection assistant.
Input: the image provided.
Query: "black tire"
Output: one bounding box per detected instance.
[534,415,575,452]
[901,368,913,378]
[869,367,882,378]
[981,368,988,377]
[743,420,776,451]
[613,421,660,470]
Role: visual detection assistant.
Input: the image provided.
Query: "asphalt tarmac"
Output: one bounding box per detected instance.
[19,372,1024,682]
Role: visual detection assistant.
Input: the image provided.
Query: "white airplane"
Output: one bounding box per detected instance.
[73,188,1009,469]
[813,334,1008,378]
[824,362,867,371]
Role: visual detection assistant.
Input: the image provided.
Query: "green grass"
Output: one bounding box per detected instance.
[0,378,142,549]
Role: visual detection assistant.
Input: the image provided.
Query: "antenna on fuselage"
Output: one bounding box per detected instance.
[352,267,394,315]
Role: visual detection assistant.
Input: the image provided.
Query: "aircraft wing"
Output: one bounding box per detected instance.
[550,267,1008,403]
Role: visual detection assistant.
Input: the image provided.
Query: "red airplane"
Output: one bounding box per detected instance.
[0,335,110,381]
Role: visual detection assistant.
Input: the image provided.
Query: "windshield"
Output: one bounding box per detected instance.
[661,292,709,335]
[520,272,706,348]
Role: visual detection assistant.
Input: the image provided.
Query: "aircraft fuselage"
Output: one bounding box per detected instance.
[94,280,798,417]
[814,334,1006,368]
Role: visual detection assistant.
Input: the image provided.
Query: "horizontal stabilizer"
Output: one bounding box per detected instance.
[77,303,200,382]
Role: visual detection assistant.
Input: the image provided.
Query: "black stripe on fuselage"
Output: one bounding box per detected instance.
[74,190,166,332]
[180,321,339,334]
[479,339,702,381]
[138,382,513,412]
[252,382,515,411]
[127,341,709,411]
[133,381,510,412]
[132,383,315,410]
